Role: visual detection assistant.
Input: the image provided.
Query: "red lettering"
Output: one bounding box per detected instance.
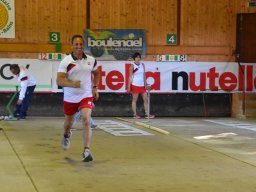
[207,67,218,91]
[254,76,256,90]
[246,65,253,91]
[238,65,245,91]
[219,72,237,91]
[189,72,206,91]
[145,72,160,90]
[98,66,105,89]
[125,64,131,90]
[97,63,254,93]
[106,71,124,90]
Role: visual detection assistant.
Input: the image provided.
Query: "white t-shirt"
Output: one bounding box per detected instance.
[131,62,145,86]
[58,53,98,103]
[16,66,36,100]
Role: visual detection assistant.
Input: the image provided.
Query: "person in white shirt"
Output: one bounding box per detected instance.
[57,34,100,162]
[127,52,155,119]
[9,64,36,120]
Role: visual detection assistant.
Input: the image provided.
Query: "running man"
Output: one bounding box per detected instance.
[57,34,100,162]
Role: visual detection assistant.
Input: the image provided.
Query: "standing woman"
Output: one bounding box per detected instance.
[127,52,155,119]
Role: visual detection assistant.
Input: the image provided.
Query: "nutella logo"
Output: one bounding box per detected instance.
[98,64,160,91]
[96,64,256,92]
[172,66,255,92]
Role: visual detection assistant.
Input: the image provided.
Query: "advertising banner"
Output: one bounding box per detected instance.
[0,59,53,92]
[0,0,15,38]
[96,61,256,93]
[84,29,146,60]
[1,59,255,93]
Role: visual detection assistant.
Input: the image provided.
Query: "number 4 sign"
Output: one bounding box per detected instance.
[166,34,177,45]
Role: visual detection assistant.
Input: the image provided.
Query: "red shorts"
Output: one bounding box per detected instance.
[64,97,93,115]
[131,85,146,93]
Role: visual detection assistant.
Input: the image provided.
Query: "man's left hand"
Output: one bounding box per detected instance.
[93,89,99,100]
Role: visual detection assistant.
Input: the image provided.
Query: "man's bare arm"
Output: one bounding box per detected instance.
[92,68,100,87]
[56,72,80,88]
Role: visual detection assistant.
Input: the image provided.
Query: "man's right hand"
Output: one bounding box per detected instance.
[72,80,81,88]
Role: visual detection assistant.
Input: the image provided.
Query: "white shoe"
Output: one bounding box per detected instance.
[61,131,72,150]
[82,149,93,162]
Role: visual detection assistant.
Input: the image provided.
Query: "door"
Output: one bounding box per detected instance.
[236,13,256,63]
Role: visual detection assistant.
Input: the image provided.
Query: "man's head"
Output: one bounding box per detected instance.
[71,34,84,44]
[10,64,20,75]
[71,34,84,56]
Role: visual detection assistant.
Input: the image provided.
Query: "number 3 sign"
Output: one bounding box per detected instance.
[49,32,60,43]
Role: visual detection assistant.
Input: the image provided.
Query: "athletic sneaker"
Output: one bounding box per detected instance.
[17,116,26,120]
[145,114,155,119]
[91,124,97,129]
[61,131,72,150]
[82,149,93,162]
[133,114,141,119]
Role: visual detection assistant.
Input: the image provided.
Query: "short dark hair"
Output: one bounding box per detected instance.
[71,34,84,44]
[9,64,20,71]
[132,52,141,60]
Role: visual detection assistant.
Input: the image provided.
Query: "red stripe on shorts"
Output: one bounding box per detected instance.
[131,85,146,93]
